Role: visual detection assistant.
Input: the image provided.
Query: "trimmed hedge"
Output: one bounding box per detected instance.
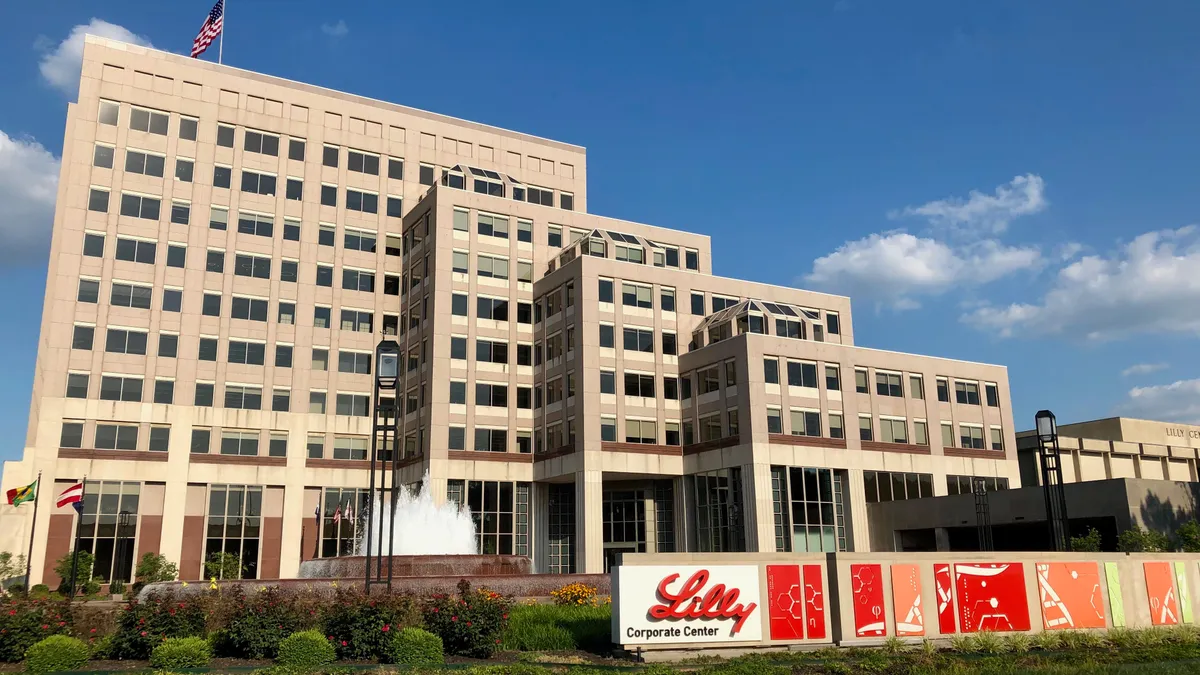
[24,635,89,674]
[149,636,212,669]
[384,627,444,666]
[275,630,336,668]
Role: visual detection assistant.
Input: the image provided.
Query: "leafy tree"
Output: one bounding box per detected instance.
[134,552,178,586]
[1175,520,1200,552]
[52,549,94,595]
[1117,525,1172,552]
[1070,527,1103,552]
[204,552,242,580]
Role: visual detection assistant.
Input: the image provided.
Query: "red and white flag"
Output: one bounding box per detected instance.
[332,505,342,524]
[346,504,355,524]
[57,482,84,509]
[191,0,225,58]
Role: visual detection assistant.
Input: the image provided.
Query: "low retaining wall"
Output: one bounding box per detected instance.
[612,551,1200,651]
[140,573,609,600]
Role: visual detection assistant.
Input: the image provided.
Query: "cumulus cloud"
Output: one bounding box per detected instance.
[805,232,1041,310]
[1120,379,1200,424]
[1122,363,1169,377]
[38,19,154,97]
[321,20,349,38]
[0,131,61,264]
[964,226,1200,340]
[890,173,1047,237]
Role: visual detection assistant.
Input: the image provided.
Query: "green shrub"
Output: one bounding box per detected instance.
[51,550,94,597]
[1031,630,1062,651]
[275,629,336,668]
[500,604,611,654]
[204,552,242,580]
[503,621,574,651]
[1118,525,1172,552]
[1070,527,1103,552]
[81,579,102,598]
[321,587,421,661]
[88,633,113,660]
[109,591,207,660]
[150,636,212,669]
[23,635,89,674]
[28,586,50,599]
[422,580,511,659]
[108,580,125,596]
[218,586,310,659]
[133,553,178,595]
[6,584,25,596]
[0,598,73,662]
[384,627,443,666]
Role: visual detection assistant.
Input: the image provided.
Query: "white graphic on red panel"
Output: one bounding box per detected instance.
[892,565,924,636]
[955,563,1031,633]
[777,584,806,620]
[851,564,886,637]
[1036,563,1105,630]
[1152,588,1178,625]
[935,564,956,634]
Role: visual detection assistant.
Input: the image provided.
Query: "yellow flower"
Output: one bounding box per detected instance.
[181,581,189,587]
[330,581,338,588]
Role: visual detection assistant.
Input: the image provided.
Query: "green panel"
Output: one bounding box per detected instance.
[1105,561,1125,628]
[1176,561,1193,624]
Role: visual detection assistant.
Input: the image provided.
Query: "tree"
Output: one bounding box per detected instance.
[53,549,95,595]
[1070,527,1103,552]
[0,551,27,581]
[204,552,242,580]
[1175,520,1200,552]
[133,552,178,592]
[1117,525,1172,553]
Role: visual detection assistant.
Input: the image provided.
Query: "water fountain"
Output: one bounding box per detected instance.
[297,473,533,579]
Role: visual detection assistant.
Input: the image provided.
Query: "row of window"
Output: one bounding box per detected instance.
[849,369,1001,407]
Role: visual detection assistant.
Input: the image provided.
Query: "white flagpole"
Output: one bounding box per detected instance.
[217,0,225,64]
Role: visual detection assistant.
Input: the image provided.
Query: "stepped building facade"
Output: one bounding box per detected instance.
[0,37,1019,584]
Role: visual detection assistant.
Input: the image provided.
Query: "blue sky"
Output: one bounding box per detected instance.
[2,1,1200,464]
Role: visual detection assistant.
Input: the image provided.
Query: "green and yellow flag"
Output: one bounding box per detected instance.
[5,480,37,507]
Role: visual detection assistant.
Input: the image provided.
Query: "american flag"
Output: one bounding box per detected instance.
[57,482,84,511]
[191,0,224,58]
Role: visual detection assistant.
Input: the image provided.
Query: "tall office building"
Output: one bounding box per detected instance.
[0,37,1019,584]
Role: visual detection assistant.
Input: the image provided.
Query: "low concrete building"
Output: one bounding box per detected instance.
[869,417,1200,551]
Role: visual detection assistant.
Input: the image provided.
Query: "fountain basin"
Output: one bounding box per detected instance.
[298,554,532,579]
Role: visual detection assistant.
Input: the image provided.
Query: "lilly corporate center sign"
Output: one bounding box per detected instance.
[614,564,763,644]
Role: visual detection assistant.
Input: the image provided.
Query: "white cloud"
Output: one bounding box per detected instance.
[965,226,1200,340]
[38,19,154,97]
[321,20,349,38]
[1120,379,1200,424]
[890,173,1047,237]
[1122,363,1169,377]
[0,131,61,264]
[804,231,1041,310]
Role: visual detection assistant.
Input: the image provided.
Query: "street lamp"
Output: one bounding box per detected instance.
[117,511,133,584]
[365,339,401,593]
[1035,410,1070,552]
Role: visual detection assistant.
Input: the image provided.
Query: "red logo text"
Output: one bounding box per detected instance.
[648,569,758,635]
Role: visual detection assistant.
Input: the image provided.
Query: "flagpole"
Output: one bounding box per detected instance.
[67,476,85,601]
[313,492,321,559]
[23,472,41,596]
[217,0,225,64]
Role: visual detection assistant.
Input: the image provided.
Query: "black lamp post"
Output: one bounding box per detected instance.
[972,478,994,551]
[365,339,401,593]
[117,511,133,583]
[1036,410,1071,552]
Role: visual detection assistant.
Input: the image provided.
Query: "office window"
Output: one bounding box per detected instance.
[153,379,174,404]
[858,415,873,441]
[234,253,271,279]
[161,288,181,313]
[171,157,194,183]
[331,437,368,460]
[240,170,277,196]
[880,418,908,444]
[625,373,655,398]
[193,382,214,407]
[82,232,105,258]
[348,149,379,175]
[876,372,903,397]
[336,394,370,417]
[208,206,228,230]
[685,249,699,270]
[76,278,99,304]
[346,189,378,214]
[99,375,142,402]
[59,421,84,448]
[342,268,375,292]
[908,375,924,400]
[111,283,152,309]
[215,124,235,147]
[547,225,562,247]
[166,244,186,268]
[383,156,403,180]
[476,339,508,364]
[764,358,779,384]
[690,292,705,316]
[941,422,954,448]
[914,421,929,445]
[226,340,265,365]
[955,381,981,405]
[213,165,232,188]
[224,385,262,410]
[95,423,139,450]
[338,351,372,375]
[829,413,844,439]
[447,427,466,451]
[206,249,225,273]
[119,193,161,220]
[237,212,274,238]
[72,325,94,350]
[280,260,298,283]
[478,213,509,239]
[309,392,327,414]
[786,361,818,388]
[854,369,869,394]
[450,336,467,360]
[87,187,110,213]
[321,144,340,168]
[623,327,653,353]
[622,283,652,309]
[863,471,933,503]
[662,332,677,356]
[477,254,509,280]
[115,237,157,265]
[960,425,986,450]
[124,149,165,177]
[343,229,377,253]
[130,107,168,135]
[66,373,89,399]
[776,319,803,340]
[147,426,171,452]
[275,345,293,370]
[231,297,269,322]
[937,378,950,402]
[278,302,296,325]
[790,410,822,437]
[98,99,120,126]
[478,297,509,321]
[990,427,1004,450]
[766,408,783,434]
[625,419,657,444]
[340,309,372,333]
[526,185,554,206]
[517,260,534,283]
[105,328,148,355]
[285,178,303,201]
[319,184,337,207]
[475,383,508,407]
[986,383,1000,407]
[218,430,258,456]
[418,163,434,185]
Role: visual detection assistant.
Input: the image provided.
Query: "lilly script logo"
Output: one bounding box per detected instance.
[647,569,758,635]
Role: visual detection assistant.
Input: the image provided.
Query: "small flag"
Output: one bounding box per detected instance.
[191,0,225,58]
[332,505,342,524]
[5,480,37,507]
[346,503,355,524]
[57,482,84,512]
[314,503,320,521]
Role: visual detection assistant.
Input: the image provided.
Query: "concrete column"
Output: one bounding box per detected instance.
[575,469,603,573]
[532,482,549,573]
[846,469,870,552]
[935,527,951,552]
[159,409,196,570]
[278,425,310,578]
[745,461,775,552]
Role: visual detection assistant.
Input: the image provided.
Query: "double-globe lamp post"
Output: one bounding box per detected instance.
[1036,410,1071,552]
[364,339,400,592]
